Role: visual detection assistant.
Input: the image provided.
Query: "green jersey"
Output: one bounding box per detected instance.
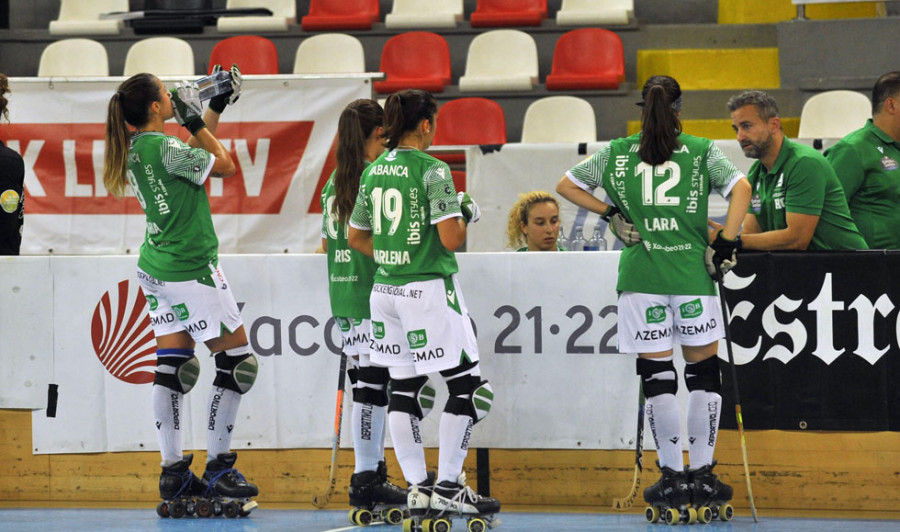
[350,148,460,286]
[568,133,743,296]
[746,138,868,251]
[128,132,217,281]
[321,172,377,318]
[825,120,900,249]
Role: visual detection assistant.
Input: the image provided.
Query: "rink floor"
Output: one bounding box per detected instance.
[0,507,898,532]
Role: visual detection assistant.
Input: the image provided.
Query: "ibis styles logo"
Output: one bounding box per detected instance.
[91,279,156,385]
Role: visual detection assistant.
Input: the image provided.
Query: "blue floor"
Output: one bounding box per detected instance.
[0,509,897,532]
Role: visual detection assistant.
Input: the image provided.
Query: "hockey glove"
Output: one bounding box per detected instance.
[602,204,641,247]
[208,63,243,114]
[458,191,481,224]
[170,82,206,136]
[705,230,741,281]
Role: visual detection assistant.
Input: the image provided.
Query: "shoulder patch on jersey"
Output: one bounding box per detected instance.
[1,189,20,213]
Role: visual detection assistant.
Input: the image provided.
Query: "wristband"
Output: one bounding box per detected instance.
[185,118,207,137]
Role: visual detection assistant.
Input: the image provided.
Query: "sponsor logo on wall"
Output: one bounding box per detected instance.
[91,279,156,384]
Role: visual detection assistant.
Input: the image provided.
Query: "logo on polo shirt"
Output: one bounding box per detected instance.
[880,156,898,171]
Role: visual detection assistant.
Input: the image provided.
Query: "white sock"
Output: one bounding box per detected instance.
[353,401,386,473]
[437,412,473,485]
[389,411,427,485]
[206,386,241,462]
[646,392,683,471]
[152,384,183,466]
[687,390,721,470]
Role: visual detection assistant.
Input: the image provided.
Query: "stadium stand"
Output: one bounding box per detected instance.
[38,38,109,76]
[208,35,279,75]
[374,32,452,94]
[293,33,366,74]
[123,37,195,77]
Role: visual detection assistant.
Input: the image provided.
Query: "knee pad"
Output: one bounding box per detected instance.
[212,349,258,395]
[443,374,494,424]
[388,376,436,420]
[685,356,722,393]
[154,348,200,394]
[636,357,678,398]
[353,365,389,407]
[347,366,359,387]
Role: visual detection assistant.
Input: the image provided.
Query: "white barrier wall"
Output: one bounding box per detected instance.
[0,252,702,454]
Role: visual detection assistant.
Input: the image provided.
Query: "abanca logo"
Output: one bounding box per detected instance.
[91,279,156,384]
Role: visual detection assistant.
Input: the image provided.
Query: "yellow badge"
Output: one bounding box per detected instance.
[1,189,20,213]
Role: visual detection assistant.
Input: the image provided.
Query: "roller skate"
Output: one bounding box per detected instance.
[644,461,696,525]
[401,472,435,532]
[199,452,259,518]
[348,460,409,526]
[688,461,734,523]
[426,472,501,532]
[157,453,204,518]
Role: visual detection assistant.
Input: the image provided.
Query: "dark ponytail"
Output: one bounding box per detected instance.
[103,73,161,197]
[638,76,682,166]
[333,99,383,225]
[382,89,437,150]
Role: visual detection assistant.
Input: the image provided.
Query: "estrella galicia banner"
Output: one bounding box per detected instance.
[720,251,900,431]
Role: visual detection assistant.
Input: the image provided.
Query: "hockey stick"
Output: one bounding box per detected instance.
[717,278,759,523]
[312,352,348,508]
[612,381,645,510]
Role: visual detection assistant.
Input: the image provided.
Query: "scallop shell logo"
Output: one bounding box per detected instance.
[91,279,157,384]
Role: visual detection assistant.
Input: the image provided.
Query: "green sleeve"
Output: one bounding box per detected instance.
[825,142,865,199]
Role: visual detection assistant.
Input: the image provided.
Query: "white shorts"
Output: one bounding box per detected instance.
[137,264,243,344]
[334,317,372,358]
[369,275,479,375]
[616,292,724,354]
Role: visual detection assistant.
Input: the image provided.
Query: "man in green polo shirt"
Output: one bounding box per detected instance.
[825,72,900,249]
[726,90,868,250]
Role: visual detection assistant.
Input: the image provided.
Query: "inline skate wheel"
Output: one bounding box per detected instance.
[353,508,373,526]
[156,501,169,518]
[195,499,214,518]
[645,506,660,523]
[223,501,240,518]
[664,507,680,525]
[432,518,452,532]
[169,501,187,518]
[384,507,405,525]
[686,507,698,524]
[468,517,487,532]
[697,506,712,524]
[720,503,734,521]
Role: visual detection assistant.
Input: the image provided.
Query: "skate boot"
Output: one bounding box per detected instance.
[201,452,259,518]
[401,472,435,532]
[348,461,409,526]
[428,472,501,532]
[157,453,204,518]
[643,461,695,525]
[688,460,734,523]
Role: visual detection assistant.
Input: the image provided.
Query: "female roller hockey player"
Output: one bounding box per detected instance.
[320,99,407,526]
[505,190,563,251]
[557,75,752,525]
[103,69,259,518]
[348,89,501,532]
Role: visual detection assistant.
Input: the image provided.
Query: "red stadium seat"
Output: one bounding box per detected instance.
[545,28,624,91]
[431,97,507,164]
[301,0,378,31]
[208,35,279,74]
[373,32,451,94]
[470,0,547,28]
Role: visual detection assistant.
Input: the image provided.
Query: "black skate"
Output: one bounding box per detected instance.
[424,472,501,532]
[688,461,734,523]
[401,472,435,532]
[157,453,204,518]
[644,461,696,525]
[348,461,409,526]
[200,452,259,518]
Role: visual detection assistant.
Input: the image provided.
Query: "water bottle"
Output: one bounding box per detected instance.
[569,226,586,252]
[586,223,607,251]
[194,70,233,102]
[557,224,569,251]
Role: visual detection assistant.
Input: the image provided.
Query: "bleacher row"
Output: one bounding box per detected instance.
[17,0,892,145]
